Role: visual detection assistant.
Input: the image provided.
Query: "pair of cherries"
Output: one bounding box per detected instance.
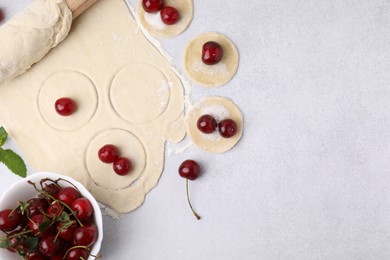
[197,115,238,138]
[98,144,133,176]
[142,0,180,25]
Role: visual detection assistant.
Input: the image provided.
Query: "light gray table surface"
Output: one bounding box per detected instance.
[1,0,390,259]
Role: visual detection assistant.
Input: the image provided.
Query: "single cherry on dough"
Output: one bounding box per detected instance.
[142,0,164,13]
[98,144,120,163]
[219,119,238,138]
[160,6,180,25]
[55,97,77,116]
[178,160,201,220]
[197,114,217,134]
[202,41,224,65]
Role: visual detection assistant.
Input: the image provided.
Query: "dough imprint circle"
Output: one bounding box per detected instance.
[85,129,146,190]
[110,63,170,124]
[186,96,243,153]
[137,0,194,38]
[38,70,98,131]
[183,32,239,88]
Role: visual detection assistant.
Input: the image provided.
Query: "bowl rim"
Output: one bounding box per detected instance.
[0,171,103,260]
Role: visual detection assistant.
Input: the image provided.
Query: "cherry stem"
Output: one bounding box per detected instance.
[186,179,201,220]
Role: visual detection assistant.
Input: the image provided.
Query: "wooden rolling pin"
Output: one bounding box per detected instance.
[66,0,98,19]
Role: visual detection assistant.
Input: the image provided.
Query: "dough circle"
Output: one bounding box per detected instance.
[38,70,98,131]
[85,129,146,190]
[110,63,170,124]
[186,96,243,153]
[137,0,193,38]
[183,32,239,88]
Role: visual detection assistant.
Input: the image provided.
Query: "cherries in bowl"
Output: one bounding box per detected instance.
[0,172,103,260]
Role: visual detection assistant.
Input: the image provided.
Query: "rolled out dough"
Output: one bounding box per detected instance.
[183,32,239,87]
[186,96,243,153]
[137,0,193,38]
[0,0,186,213]
[0,0,72,83]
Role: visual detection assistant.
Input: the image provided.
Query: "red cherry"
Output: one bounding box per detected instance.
[197,115,217,134]
[98,144,120,163]
[27,198,49,217]
[178,160,200,181]
[178,160,201,220]
[73,224,98,247]
[51,255,64,260]
[46,201,63,218]
[218,119,237,138]
[160,6,180,25]
[0,9,4,23]
[39,234,61,256]
[0,209,21,232]
[57,222,77,241]
[142,0,164,13]
[71,198,94,221]
[113,157,132,176]
[202,41,224,65]
[55,97,77,116]
[28,214,46,236]
[58,187,80,206]
[65,247,89,260]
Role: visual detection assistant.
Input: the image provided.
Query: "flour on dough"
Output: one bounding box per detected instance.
[0,0,72,83]
[137,0,193,38]
[0,0,186,213]
[184,32,239,87]
[186,96,243,153]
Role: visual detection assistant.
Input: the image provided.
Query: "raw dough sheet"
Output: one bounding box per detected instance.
[0,0,186,213]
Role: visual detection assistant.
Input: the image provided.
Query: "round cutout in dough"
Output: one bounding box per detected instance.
[85,129,146,190]
[137,0,193,38]
[186,96,243,153]
[183,32,239,88]
[110,63,170,124]
[38,70,98,131]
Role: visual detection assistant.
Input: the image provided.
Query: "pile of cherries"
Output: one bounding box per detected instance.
[98,144,133,176]
[197,115,238,138]
[142,0,180,25]
[0,178,99,259]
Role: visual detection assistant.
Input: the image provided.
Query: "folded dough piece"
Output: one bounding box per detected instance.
[0,0,72,83]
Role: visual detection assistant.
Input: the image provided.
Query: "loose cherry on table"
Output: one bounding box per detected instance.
[98,144,120,163]
[55,97,77,116]
[202,41,224,65]
[160,6,180,25]
[113,157,133,176]
[142,0,164,13]
[219,119,238,138]
[197,114,217,134]
[178,160,201,220]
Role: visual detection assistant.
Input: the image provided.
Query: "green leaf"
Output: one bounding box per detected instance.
[0,127,7,147]
[0,237,10,249]
[1,149,27,178]
[23,237,39,250]
[39,218,52,233]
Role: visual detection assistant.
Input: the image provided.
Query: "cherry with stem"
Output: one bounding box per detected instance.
[178,160,201,220]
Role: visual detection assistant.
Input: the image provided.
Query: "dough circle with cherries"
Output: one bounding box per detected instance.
[186,96,243,153]
[184,32,239,87]
[137,0,194,38]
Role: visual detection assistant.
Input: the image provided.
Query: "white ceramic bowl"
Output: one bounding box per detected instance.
[0,172,103,260]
